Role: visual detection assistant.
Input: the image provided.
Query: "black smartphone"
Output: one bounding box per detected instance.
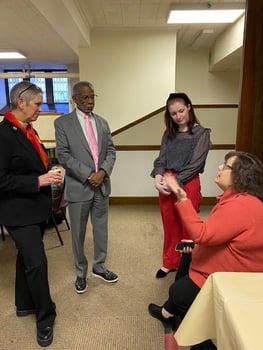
[175,241,195,251]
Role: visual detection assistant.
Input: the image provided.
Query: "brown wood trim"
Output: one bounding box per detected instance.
[114,144,236,151]
[112,107,165,136]
[41,143,236,150]
[40,112,63,115]
[112,104,238,136]
[115,145,161,151]
[201,197,217,206]
[109,196,217,205]
[235,0,263,162]
[211,144,235,150]
[194,104,238,109]
[2,112,63,117]
[109,197,159,205]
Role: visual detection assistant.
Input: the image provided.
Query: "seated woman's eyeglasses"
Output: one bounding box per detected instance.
[221,162,233,170]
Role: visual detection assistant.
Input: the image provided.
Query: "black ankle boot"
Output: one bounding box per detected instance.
[148,303,176,330]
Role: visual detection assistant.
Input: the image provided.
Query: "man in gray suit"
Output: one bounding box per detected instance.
[54,81,118,293]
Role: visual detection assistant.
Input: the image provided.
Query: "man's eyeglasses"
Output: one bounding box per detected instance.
[18,84,41,97]
[221,162,233,170]
[76,94,98,101]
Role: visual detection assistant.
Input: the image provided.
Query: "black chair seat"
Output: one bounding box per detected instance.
[50,181,70,246]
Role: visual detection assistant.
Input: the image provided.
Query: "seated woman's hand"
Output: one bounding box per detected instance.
[181,239,195,253]
[164,174,187,202]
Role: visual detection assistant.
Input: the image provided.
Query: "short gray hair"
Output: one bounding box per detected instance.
[72,81,94,96]
[10,81,43,108]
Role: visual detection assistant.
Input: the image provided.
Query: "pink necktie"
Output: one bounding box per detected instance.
[85,114,98,171]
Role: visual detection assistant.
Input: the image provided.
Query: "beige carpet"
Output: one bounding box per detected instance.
[0,205,211,350]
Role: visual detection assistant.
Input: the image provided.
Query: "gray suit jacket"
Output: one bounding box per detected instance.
[54,110,116,202]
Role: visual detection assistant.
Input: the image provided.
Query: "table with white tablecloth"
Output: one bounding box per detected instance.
[174,272,263,350]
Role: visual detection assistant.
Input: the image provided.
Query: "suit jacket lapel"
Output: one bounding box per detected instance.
[93,115,102,152]
[70,112,93,155]
[9,122,47,171]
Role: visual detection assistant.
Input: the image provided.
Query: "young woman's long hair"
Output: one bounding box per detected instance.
[164,92,200,138]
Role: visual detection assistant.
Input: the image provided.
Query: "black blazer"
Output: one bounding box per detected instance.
[0,118,51,226]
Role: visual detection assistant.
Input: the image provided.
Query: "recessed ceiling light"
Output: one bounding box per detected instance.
[167,3,245,24]
[0,51,26,59]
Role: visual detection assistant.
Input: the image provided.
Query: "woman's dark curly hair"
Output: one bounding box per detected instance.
[225,151,263,201]
[164,92,200,138]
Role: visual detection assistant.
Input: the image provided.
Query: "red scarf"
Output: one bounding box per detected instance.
[4,111,49,170]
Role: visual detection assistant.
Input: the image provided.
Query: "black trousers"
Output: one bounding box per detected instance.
[6,222,56,329]
[163,253,216,350]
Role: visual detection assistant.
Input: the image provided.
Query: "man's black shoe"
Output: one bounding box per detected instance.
[37,326,53,347]
[75,277,87,294]
[92,269,118,283]
[16,308,36,317]
[148,303,176,331]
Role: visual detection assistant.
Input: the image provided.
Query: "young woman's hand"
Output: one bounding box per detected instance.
[154,174,171,195]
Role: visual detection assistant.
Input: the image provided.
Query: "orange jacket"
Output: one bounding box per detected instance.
[176,188,263,288]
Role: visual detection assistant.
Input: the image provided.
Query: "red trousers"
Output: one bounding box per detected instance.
[159,174,201,269]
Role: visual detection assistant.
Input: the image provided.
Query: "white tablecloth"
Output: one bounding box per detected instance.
[175,272,263,350]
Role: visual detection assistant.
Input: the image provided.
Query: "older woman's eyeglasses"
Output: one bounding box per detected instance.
[18,84,35,97]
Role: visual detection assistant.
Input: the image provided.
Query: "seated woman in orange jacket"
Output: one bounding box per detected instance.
[148,151,263,350]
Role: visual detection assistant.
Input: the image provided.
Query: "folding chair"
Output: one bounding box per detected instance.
[50,181,70,246]
[1,224,5,241]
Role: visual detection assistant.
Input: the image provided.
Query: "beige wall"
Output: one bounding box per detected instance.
[112,107,237,146]
[79,31,177,131]
[34,114,61,148]
[110,104,237,198]
[1,31,241,198]
[176,49,241,103]
[110,47,240,198]
[111,149,230,198]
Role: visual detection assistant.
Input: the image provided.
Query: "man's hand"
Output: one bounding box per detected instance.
[88,169,105,187]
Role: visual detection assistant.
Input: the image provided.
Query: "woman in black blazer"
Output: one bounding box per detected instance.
[0,81,63,347]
